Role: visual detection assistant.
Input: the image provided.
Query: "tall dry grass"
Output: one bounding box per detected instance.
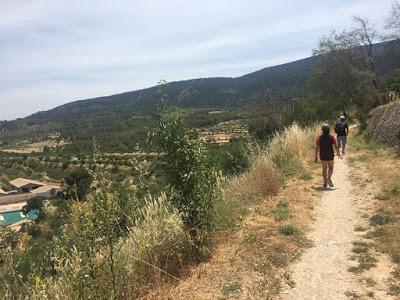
[114,193,190,297]
[22,194,190,300]
[267,123,316,175]
[7,123,321,300]
[215,123,317,229]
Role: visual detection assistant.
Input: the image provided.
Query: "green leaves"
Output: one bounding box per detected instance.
[149,100,221,250]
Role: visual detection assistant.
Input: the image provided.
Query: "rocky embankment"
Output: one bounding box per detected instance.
[367,100,400,147]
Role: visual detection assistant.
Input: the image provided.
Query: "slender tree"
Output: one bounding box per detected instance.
[311,21,380,128]
[353,16,377,75]
[385,1,400,39]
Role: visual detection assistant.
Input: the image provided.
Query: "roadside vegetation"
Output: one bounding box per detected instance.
[0,96,319,299]
[0,2,399,299]
[147,122,319,299]
[348,132,400,295]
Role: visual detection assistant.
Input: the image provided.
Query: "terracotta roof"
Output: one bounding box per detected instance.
[9,178,46,189]
[31,185,54,194]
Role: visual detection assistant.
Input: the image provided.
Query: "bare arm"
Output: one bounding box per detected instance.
[335,144,340,156]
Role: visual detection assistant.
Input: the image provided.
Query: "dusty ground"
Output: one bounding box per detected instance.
[280,156,395,300]
[146,173,317,299]
[146,131,397,299]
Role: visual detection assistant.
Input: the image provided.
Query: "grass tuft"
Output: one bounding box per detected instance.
[299,169,313,181]
[222,281,243,296]
[270,198,292,221]
[243,233,256,244]
[354,225,366,232]
[278,225,300,236]
[369,214,394,226]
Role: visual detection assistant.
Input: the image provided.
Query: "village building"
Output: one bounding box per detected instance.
[30,185,56,198]
[9,178,46,194]
[0,178,61,198]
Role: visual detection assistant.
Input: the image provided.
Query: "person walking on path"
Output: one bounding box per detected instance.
[315,124,341,188]
[335,116,349,156]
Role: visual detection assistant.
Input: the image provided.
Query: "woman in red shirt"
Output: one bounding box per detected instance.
[315,124,340,188]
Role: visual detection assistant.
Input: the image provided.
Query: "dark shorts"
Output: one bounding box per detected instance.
[320,156,334,161]
[320,151,334,161]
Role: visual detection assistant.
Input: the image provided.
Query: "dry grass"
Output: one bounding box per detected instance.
[146,174,317,299]
[115,194,191,298]
[239,157,281,199]
[348,131,400,294]
[145,124,320,299]
[21,124,321,300]
[21,194,191,300]
[1,139,70,153]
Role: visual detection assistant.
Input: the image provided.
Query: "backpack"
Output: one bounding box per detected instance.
[335,121,347,136]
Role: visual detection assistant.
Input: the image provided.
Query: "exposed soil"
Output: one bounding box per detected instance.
[280,157,394,300]
[146,174,317,299]
[148,137,396,299]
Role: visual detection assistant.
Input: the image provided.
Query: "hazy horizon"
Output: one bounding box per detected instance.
[0,0,395,121]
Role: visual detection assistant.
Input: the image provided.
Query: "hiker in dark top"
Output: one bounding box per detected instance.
[335,116,349,155]
[315,124,341,188]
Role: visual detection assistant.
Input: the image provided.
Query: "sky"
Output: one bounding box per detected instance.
[0,0,395,120]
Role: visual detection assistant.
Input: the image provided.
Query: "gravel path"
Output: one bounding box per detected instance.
[281,157,393,300]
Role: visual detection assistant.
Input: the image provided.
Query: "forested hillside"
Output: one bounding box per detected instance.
[0,39,399,152]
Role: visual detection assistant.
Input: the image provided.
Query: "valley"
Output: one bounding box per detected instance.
[0,2,400,298]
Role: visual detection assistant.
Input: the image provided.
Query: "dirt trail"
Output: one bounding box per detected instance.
[281,157,394,300]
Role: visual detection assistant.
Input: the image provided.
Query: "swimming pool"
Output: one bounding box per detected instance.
[0,210,38,226]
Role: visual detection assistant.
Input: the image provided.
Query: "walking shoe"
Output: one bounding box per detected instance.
[323,183,328,188]
[328,178,334,187]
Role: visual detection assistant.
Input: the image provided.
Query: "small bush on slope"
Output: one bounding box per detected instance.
[149,105,221,252]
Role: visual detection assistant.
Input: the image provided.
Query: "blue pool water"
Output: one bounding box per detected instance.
[0,210,38,225]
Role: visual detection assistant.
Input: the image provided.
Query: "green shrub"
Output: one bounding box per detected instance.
[279,225,300,236]
[63,168,93,201]
[222,281,243,296]
[25,223,42,238]
[0,227,20,264]
[149,103,221,249]
[206,140,251,175]
[369,214,395,226]
[22,197,45,219]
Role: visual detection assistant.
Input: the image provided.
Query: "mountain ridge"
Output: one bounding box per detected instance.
[21,56,315,123]
[1,39,399,151]
[11,39,400,123]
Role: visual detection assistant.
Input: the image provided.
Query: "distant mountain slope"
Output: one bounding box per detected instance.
[24,56,315,124]
[1,39,399,150]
